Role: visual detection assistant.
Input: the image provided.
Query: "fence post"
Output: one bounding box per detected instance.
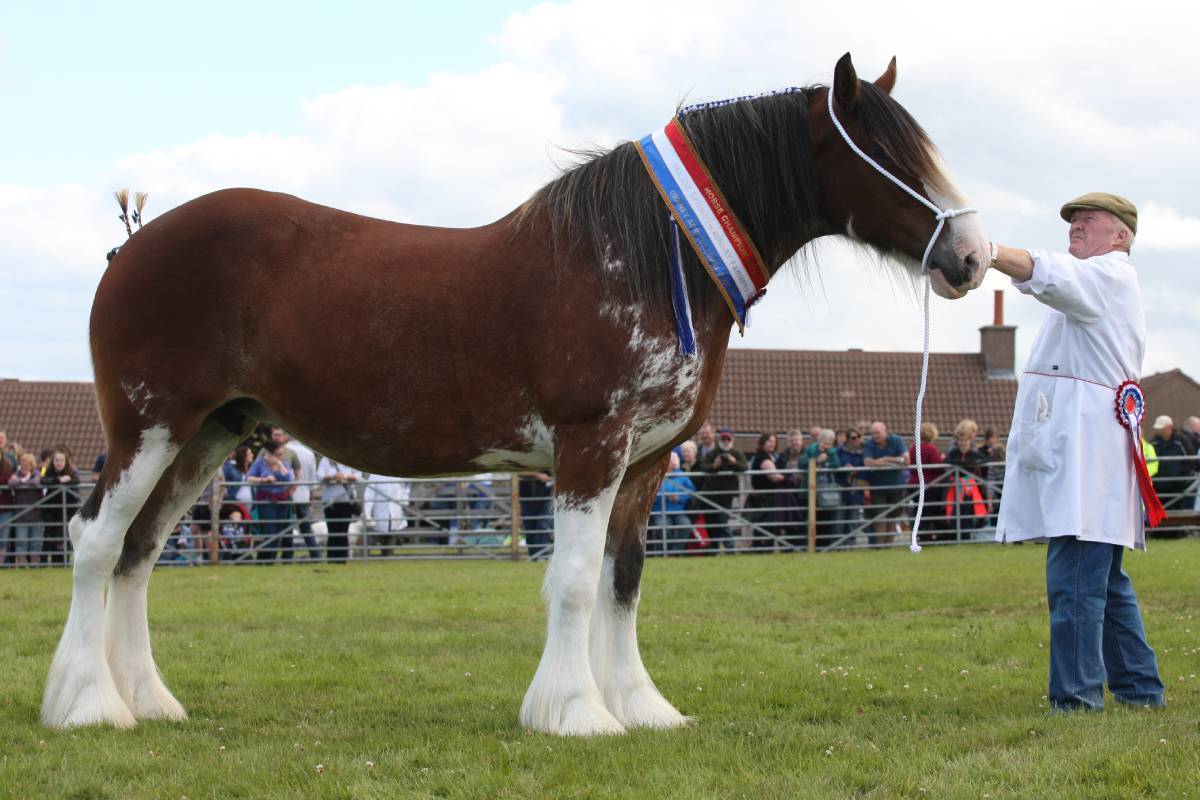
[209,487,220,564]
[510,476,522,562]
[807,459,817,554]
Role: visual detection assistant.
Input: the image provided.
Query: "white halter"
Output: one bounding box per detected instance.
[826,78,977,553]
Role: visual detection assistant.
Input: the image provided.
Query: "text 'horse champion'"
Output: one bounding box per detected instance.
[44,54,987,735]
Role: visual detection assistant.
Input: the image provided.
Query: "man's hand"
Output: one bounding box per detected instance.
[989,243,1034,282]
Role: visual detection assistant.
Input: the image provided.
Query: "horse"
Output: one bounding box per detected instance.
[43,53,988,735]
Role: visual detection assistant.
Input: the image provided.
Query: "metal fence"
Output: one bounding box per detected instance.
[1,458,1197,568]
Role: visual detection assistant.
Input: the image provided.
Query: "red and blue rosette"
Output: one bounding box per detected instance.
[1114,380,1167,528]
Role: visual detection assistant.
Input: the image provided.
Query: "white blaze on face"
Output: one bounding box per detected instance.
[923,155,988,293]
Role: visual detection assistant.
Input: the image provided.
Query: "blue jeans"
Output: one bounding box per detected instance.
[1046,537,1165,711]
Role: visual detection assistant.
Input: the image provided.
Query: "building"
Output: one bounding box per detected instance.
[711,291,1019,438]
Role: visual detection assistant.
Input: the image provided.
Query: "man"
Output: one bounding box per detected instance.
[695,422,718,463]
[1149,415,1195,513]
[1180,416,1200,453]
[992,192,1164,711]
[699,427,748,553]
[280,432,322,560]
[862,421,909,546]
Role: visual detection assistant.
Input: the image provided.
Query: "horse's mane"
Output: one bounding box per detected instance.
[520,82,949,319]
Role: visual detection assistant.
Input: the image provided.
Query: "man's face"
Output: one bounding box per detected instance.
[789,433,803,451]
[1159,424,1174,439]
[870,424,887,444]
[698,425,714,446]
[718,434,734,451]
[1068,209,1123,259]
[272,429,289,445]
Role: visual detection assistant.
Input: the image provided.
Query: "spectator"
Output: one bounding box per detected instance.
[862,421,909,547]
[908,422,947,542]
[221,446,255,517]
[91,451,107,483]
[317,456,362,563]
[218,507,252,560]
[248,440,296,562]
[803,429,844,549]
[944,419,989,537]
[364,473,412,557]
[678,440,699,474]
[695,422,718,463]
[745,432,786,552]
[0,450,14,563]
[1181,416,1200,453]
[0,429,16,470]
[518,471,554,561]
[699,427,748,553]
[651,452,695,555]
[40,448,80,564]
[465,474,498,541]
[8,453,43,566]
[837,427,867,539]
[1150,415,1195,518]
[276,431,321,561]
[773,430,810,549]
[979,427,1007,526]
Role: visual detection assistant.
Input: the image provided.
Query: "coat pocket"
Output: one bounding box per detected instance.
[1017,418,1056,472]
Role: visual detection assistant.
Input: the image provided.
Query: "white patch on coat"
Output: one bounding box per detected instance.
[43,426,178,729]
[845,217,860,241]
[120,382,155,416]
[520,486,627,735]
[473,414,554,471]
[616,319,702,463]
[589,555,689,728]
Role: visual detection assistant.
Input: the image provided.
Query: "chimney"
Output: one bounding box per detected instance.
[980,290,1016,377]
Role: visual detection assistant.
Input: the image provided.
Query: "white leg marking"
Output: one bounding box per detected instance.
[590,556,690,729]
[107,434,231,721]
[42,426,178,729]
[520,485,626,736]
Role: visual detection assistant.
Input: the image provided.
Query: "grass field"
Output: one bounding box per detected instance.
[2,542,1198,799]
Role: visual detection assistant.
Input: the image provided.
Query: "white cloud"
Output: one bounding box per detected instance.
[1138,202,1200,251]
[5,0,1200,382]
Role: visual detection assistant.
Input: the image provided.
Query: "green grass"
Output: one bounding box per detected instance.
[2,543,1198,799]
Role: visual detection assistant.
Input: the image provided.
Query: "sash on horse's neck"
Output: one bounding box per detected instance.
[636,118,770,355]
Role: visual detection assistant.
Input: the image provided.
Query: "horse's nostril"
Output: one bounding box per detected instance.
[964,252,979,270]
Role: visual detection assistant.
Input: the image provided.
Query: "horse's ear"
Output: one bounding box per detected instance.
[833,52,859,111]
[874,56,897,95]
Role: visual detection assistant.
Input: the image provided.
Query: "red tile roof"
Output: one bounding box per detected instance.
[711,348,1019,437]
[0,380,105,470]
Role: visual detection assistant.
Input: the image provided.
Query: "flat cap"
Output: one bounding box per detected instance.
[1060,192,1138,234]
[1153,415,1173,430]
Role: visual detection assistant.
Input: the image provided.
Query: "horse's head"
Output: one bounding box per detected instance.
[814,53,988,299]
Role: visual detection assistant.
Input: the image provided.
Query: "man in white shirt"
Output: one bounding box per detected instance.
[989,192,1164,712]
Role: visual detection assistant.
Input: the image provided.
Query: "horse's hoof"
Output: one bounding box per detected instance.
[520,691,627,736]
[42,680,137,730]
[609,685,692,730]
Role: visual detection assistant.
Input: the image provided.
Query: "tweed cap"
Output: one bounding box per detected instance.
[1060,192,1138,234]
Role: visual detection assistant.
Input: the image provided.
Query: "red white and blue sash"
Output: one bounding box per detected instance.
[1115,380,1167,528]
[635,118,770,344]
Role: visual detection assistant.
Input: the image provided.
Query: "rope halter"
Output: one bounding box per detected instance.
[826,76,978,553]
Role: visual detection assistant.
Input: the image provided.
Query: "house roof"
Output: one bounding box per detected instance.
[711,348,1019,437]
[0,379,105,471]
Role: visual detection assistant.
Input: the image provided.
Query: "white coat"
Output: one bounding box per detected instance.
[996,249,1147,549]
[364,474,411,533]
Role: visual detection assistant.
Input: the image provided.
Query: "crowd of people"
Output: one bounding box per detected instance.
[2,411,1198,566]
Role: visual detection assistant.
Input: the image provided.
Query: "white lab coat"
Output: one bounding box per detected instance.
[364,474,411,533]
[996,249,1147,549]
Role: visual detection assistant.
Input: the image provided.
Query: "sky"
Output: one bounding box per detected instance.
[3,0,1199,384]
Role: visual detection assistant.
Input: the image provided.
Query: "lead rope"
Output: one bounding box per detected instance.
[826,79,977,553]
